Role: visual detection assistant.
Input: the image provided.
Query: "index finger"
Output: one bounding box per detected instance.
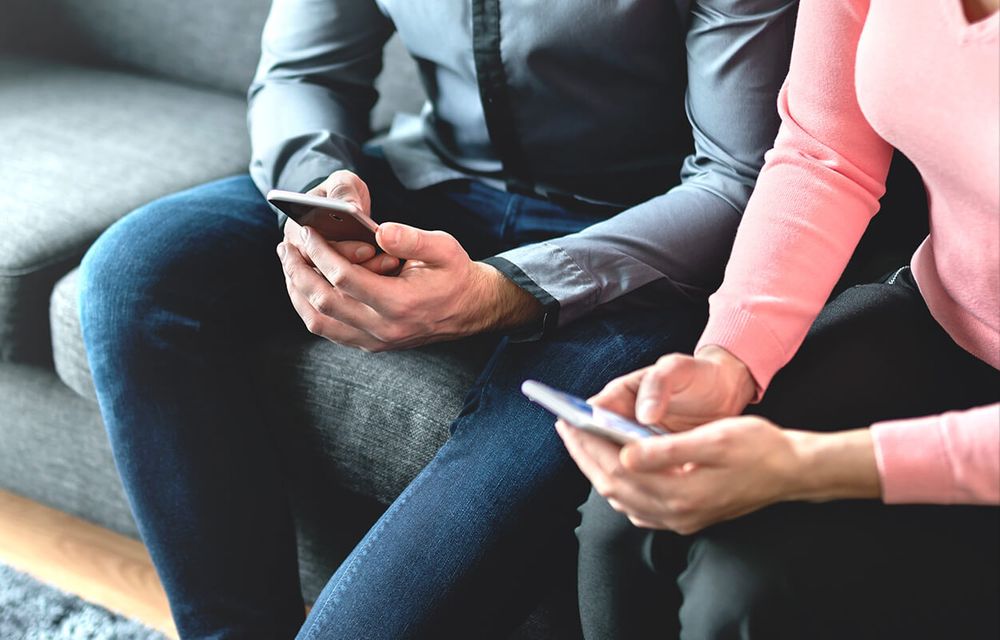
[300,226,402,312]
[587,368,651,419]
[556,420,623,476]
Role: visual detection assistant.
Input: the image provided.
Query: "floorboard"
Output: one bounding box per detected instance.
[0,489,178,639]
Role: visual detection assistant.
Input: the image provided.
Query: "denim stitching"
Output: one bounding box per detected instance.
[498,195,520,245]
[300,459,437,639]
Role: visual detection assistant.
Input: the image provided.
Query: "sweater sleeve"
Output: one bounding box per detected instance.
[696,0,894,392]
[696,0,1000,507]
[872,404,1000,505]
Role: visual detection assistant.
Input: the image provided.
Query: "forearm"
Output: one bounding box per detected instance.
[785,429,882,502]
[473,262,544,334]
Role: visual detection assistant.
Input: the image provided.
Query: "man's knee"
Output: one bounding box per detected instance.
[79,210,158,340]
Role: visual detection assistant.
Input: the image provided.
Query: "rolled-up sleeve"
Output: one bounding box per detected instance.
[247,0,393,214]
[485,0,797,332]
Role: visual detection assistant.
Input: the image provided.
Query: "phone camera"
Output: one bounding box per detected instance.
[329,213,344,222]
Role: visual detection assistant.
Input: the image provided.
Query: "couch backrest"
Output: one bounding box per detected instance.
[3,0,425,126]
[7,0,273,94]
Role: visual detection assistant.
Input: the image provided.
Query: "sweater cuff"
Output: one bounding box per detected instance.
[695,305,788,402]
[871,416,955,504]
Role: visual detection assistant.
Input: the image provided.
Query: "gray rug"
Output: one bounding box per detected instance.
[0,563,166,640]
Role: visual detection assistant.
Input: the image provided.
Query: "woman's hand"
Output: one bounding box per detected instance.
[589,346,758,432]
[558,416,881,534]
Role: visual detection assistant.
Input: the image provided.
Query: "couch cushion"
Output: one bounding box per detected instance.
[51,267,494,503]
[0,55,252,364]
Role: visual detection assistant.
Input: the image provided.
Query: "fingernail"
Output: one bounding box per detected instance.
[380,224,398,245]
[637,399,657,422]
[276,243,287,260]
[300,226,309,242]
[355,245,375,260]
[381,256,396,270]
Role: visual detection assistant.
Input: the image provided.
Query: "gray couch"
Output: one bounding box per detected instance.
[0,1,570,636]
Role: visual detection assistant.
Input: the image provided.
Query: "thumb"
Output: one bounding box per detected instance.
[376,223,460,264]
[634,355,697,424]
[620,431,720,472]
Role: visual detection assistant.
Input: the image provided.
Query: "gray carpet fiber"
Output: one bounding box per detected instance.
[0,563,166,639]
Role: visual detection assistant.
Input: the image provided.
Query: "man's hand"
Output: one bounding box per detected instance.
[277,222,543,351]
[588,346,757,432]
[557,416,880,534]
[283,170,399,276]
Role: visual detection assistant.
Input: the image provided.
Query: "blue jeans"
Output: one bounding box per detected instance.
[79,152,706,639]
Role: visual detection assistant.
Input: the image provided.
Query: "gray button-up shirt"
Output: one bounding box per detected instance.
[248,0,796,332]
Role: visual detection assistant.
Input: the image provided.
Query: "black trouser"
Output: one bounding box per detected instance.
[576,267,1000,640]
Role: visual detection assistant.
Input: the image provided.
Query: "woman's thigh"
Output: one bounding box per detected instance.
[673,500,999,640]
[581,270,1000,639]
[750,268,998,429]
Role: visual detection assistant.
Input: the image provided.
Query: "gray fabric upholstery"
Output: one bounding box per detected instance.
[50,270,94,402]
[49,266,500,601]
[2,0,423,127]
[51,266,492,502]
[2,0,553,630]
[0,34,422,366]
[0,363,138,538]
[0,56,251,364]
[3,0,272,94]
[0,363,418,602]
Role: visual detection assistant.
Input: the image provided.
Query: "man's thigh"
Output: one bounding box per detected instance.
[444,301,709,504]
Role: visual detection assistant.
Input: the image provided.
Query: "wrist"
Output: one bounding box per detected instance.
[473,262,544,333]
[784,429,882,502]
[695,345,757,411]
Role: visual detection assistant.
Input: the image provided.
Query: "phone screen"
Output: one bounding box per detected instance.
[521,380,665,443]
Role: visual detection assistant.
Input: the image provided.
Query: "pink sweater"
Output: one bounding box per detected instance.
[697,0,999,504]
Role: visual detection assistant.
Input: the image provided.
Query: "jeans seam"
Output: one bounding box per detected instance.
[498,195,520,245]
[299,460,437,639]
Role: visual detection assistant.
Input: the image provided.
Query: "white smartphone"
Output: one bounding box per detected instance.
[266,189,379,244]
[521,380,667,445]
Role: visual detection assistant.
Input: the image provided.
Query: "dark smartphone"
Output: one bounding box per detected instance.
[267,189,378,244]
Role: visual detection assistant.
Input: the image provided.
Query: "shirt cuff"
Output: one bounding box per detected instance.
[488,241,600,330]
[480,256,560,342]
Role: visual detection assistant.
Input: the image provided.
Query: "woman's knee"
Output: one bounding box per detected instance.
[678,538,797,640]
[577,489,650,560]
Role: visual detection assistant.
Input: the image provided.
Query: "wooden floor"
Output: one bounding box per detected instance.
[0,489,178,639]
